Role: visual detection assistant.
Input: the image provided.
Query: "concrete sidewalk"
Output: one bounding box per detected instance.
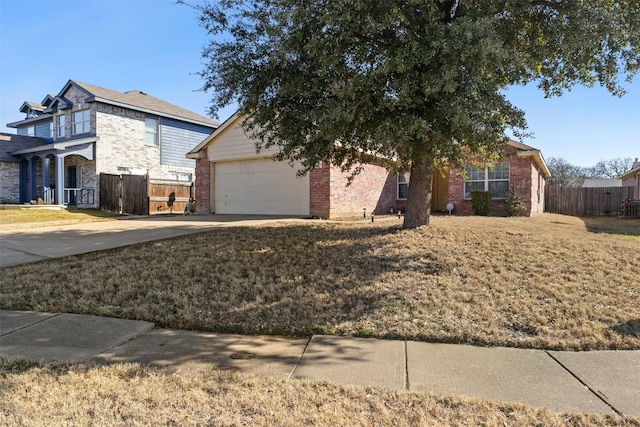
[0,214,304,267]
[1,310,638,417]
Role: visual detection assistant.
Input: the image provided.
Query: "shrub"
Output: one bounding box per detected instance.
[505,182,528,217]
[471,190,492,216]
[505,195,527,216]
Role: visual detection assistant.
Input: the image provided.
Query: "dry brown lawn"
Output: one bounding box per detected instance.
[0,207,118,230]
[1,359,637,427]
[1,213,638,351]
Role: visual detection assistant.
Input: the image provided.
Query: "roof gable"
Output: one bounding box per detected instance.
[187,111,241,158]
[56,80,219,128]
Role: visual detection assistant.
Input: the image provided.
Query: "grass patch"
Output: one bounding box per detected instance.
[1,359,636,426]
[582,217,640,243]
[0,208,119,230]
[1,214,638,351]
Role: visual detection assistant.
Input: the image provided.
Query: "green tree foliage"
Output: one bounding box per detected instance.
[186,0,639,228]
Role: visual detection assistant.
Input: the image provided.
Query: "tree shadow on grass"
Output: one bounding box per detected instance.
[0,223,454,341]
[611,319,640,339]
[581,217,640,237]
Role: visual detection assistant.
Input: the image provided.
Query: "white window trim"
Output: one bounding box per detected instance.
[72,109,90,135]
[397,173,409,200]
[145,117,159,146]
[57,115,66,138]
[464,163,510,200]
[169,171,193,182]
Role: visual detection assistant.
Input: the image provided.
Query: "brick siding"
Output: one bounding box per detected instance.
[447,152,546,216]
[0,162,19,203]
[622,173,640,199]
[325,162,397,218]
[194,150,210,213]
[309,162,331,217]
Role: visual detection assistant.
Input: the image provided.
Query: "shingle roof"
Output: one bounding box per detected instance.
[0,133,46,162]
[66,80,219,128]
[20,101,46,113]
[507,139,537,151]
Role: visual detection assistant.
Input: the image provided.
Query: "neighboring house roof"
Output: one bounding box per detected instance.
[0,133,46,162]
[64,80,220,128]
[6,114,53,128]
[41,94,55,107]
[582,179,622,188]
[7,80,220,130]
[19,101,46,114]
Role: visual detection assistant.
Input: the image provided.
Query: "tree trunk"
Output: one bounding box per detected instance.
[402,156,434,229]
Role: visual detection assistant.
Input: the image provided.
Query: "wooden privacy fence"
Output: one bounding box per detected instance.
[148,179,193,215]
[545,186,635,217]
[100,173,193,215]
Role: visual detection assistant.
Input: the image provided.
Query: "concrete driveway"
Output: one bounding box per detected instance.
[0,214,304,268]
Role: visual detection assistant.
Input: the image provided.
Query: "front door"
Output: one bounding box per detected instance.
[67,166,77,205]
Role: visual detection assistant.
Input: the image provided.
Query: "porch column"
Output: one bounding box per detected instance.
[55,155,64,205]
[29,157,37,202]
[19,159,28,204]
[42,157,51,203]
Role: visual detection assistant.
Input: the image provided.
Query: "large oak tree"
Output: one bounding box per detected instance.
[186,0,639,228]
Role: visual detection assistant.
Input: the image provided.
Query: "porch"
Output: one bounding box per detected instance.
[11,138,96,207]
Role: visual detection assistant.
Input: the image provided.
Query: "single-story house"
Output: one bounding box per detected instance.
[1,79,219,207]
[186,113,550,218]
[619,158,640,199]
[582,179,623,188]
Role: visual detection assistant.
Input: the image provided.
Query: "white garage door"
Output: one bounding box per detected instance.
[214,159,310,215]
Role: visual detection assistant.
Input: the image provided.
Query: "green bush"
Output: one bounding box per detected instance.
[471,190,492,216]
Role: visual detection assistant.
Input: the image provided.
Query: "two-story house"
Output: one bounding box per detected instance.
[1,79,219,207]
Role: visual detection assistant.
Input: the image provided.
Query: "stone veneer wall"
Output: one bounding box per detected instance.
[0,162,19,203]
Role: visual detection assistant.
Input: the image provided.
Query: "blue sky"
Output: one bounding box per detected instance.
[1,0,638,168]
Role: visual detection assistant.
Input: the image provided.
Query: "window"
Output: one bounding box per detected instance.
[49,122,54,138]
[464,163,510,199]
[72,109,90,134]
[145,117,158,146]
[26,125,35,137]
[397,173,409,199]
[169,172,192,182]
[57,115,66,138]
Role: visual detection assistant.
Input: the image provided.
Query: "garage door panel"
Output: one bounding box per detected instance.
[214,160,310,215]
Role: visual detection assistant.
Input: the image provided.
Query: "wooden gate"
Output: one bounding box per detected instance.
[100,173,192,215]
[122,174,149,215]
[99,173,149,215]
[99,173,121,213]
